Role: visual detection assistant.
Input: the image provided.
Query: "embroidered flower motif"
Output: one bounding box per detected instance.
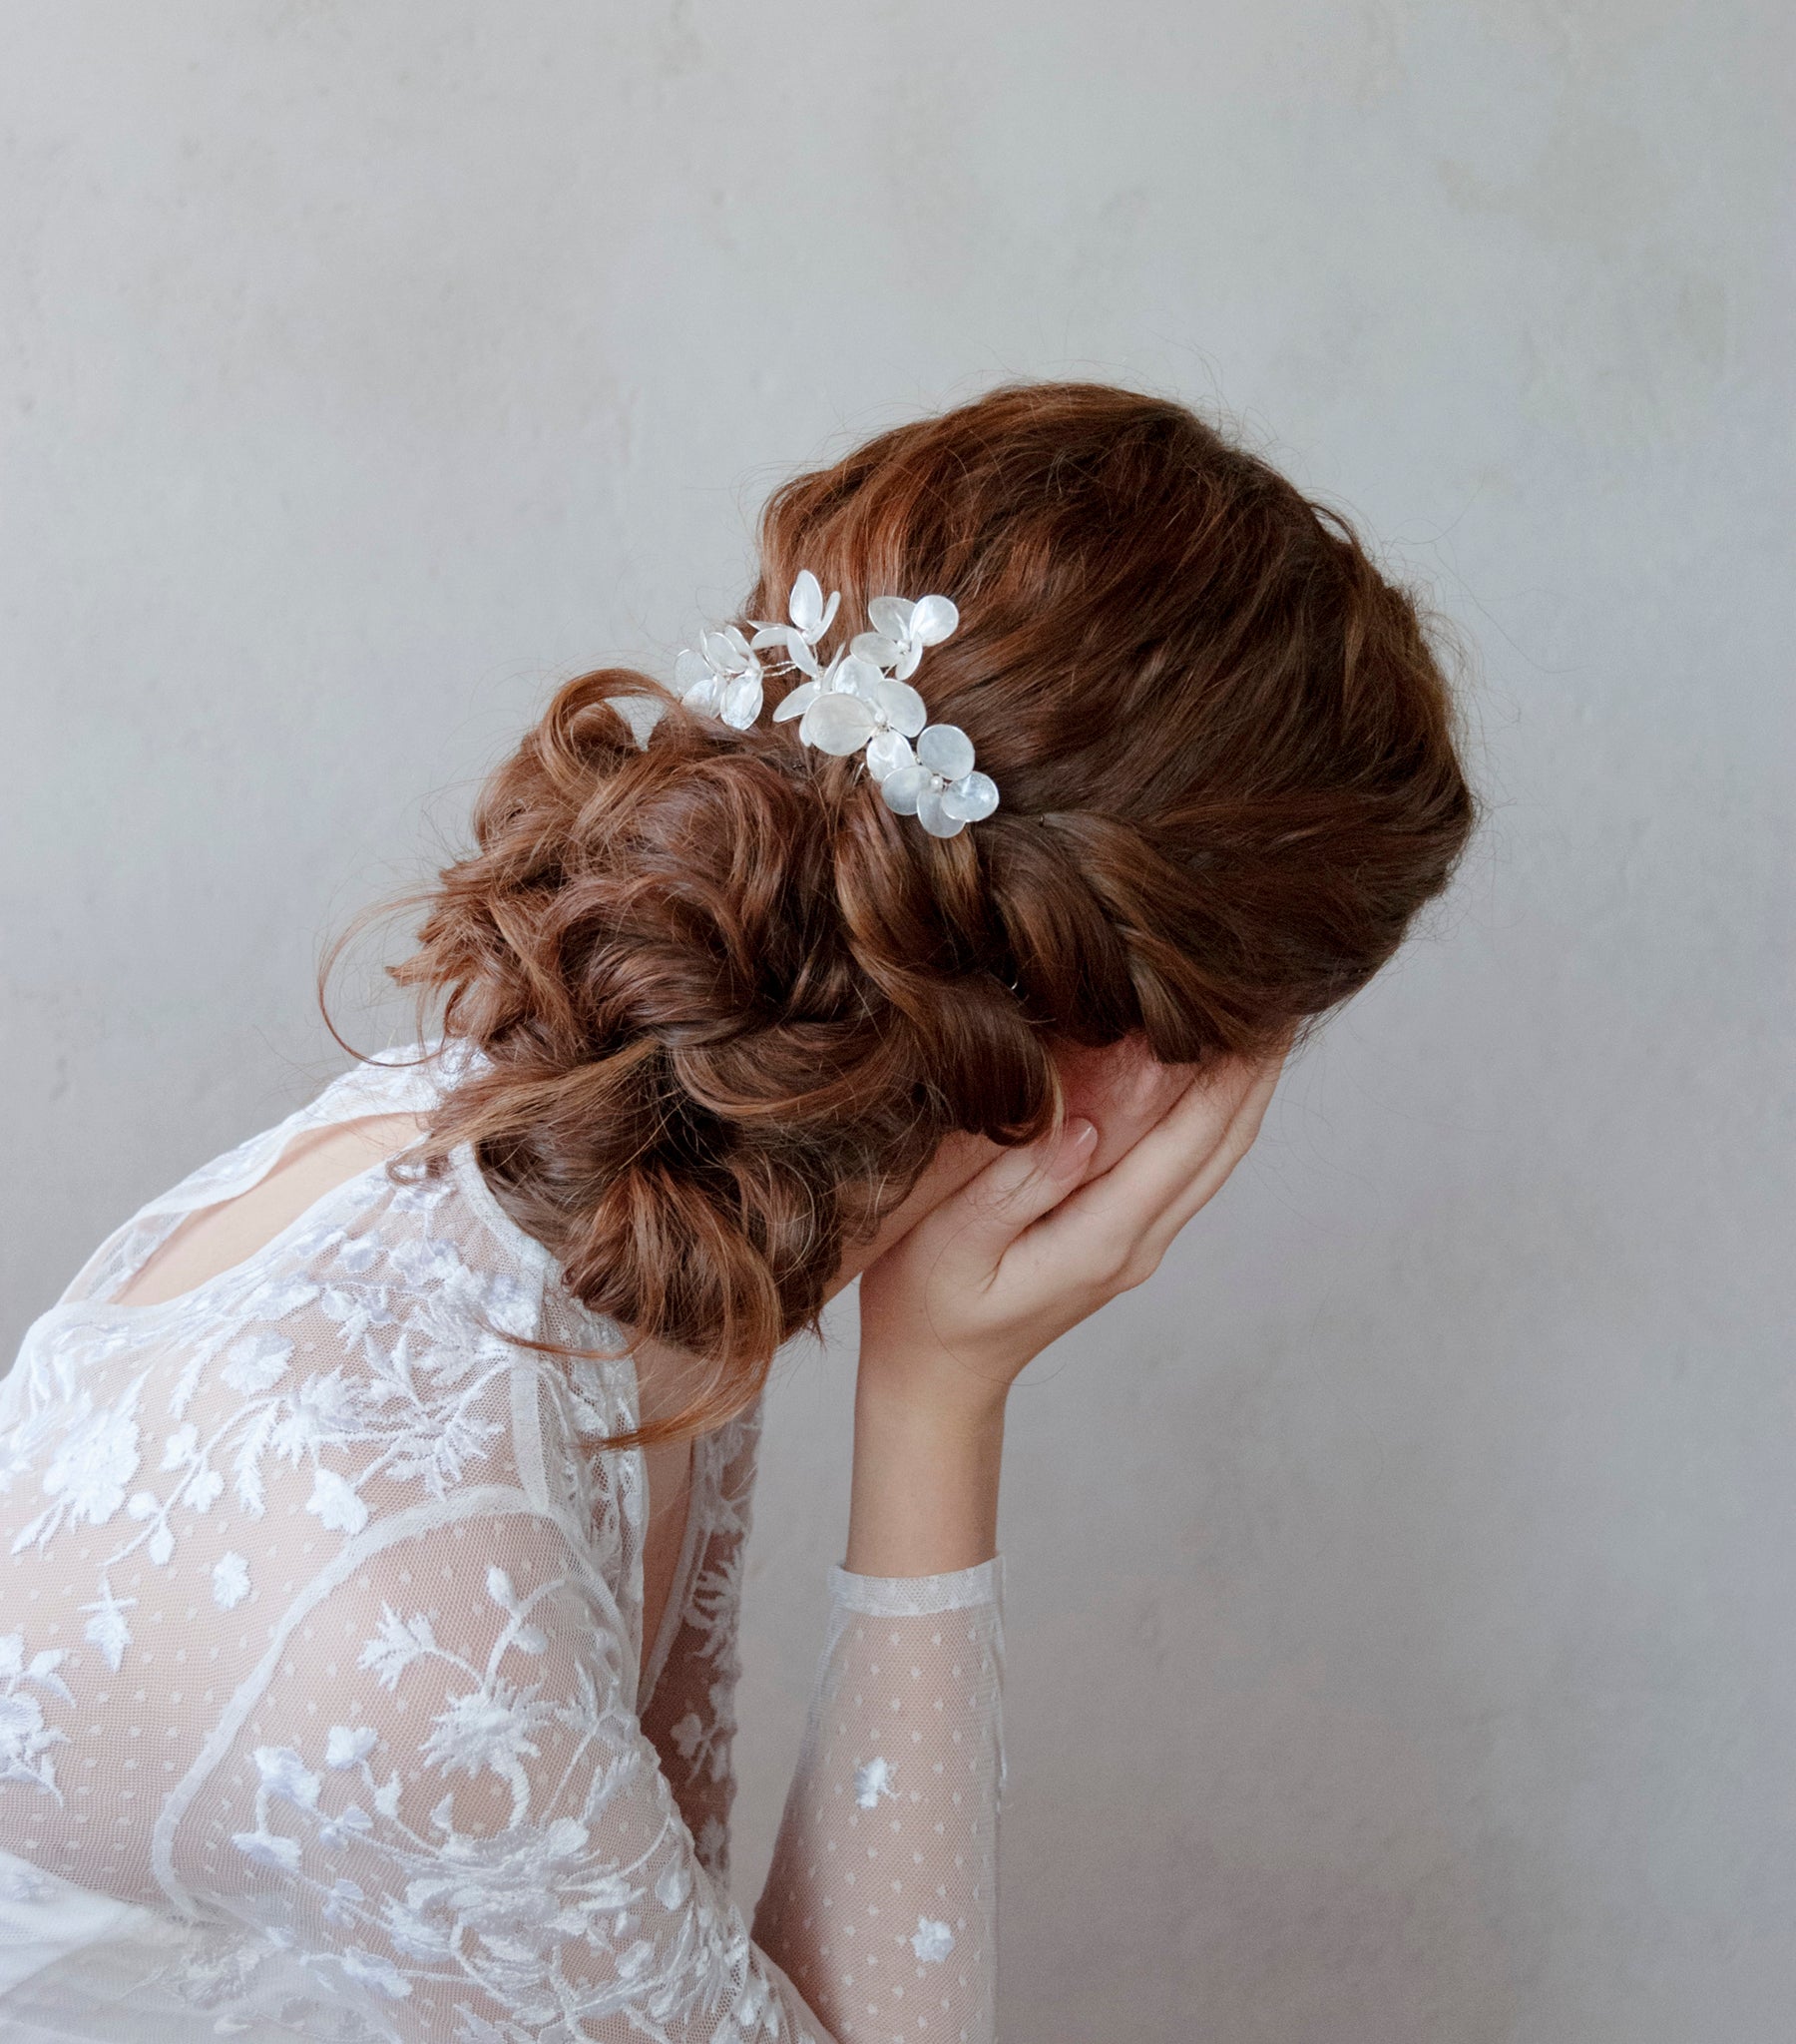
[316,1803,373,1851]
[911,1915,956,1964]
[674,626,763,731]
[212,1551,251,1610]
[853,1756,898,1809]
[221,1332,292,1394]
[80,1579,135,1672]
[321,1875,365,1927]
[304,1467,368,1537]
[160,1423,199,1471]
[183,1464,224,1512]
[325,1724,378,1769]
[421,1680,552,1806]
[25,1380,145,1540]
[696,1813,728,1873]
[254,1745,322,1810]
[231,1827,301,1871]
[0,1633,72,1800]
[358,1606,438,1690]
[336,1946,412,2001]
[749,569,841,679]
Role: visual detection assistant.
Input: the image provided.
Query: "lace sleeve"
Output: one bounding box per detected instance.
[176,1508,819,2042]
[173,1512,1002,2044]
[640,1417,762,1896]
[752,1562,1005,2044]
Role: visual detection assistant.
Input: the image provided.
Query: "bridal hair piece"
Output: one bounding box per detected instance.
[674,570,1002,839]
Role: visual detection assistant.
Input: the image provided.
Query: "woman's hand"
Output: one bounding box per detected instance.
[843,1041,1286,1576]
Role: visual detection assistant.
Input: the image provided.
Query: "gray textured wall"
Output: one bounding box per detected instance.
[3,5,1791,2038]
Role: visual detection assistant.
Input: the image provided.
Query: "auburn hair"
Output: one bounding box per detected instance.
[369,381,1475,1442]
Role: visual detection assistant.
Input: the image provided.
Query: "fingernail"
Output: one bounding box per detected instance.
[1066,1118,1098,1158]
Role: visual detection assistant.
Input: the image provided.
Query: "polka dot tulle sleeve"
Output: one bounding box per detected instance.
[753,1563,1005,2044]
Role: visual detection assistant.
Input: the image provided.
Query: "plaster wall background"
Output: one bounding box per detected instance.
[2,5,1791,2037]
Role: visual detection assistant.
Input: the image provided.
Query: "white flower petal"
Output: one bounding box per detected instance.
[788,569,824,635]
[720,672,763,730]
[867,596,914,641]
[893,639,924,681]
[800,692,877,756]
[718,624,754,664]
[879,765,930,816]
[680,675,723,718]
[865,730,915,782]
[917,782,966,837]
[941,769,1000,822]
[835,654,885,702]
[674,648,708,690]
[747,624,789,651]
[875,677,928,737]
[787,635,822,678]
[816,587,841,636]
[851,630,904,669]
[917,723,976,780]
[699,629,737,673]
[910,594,960,645]
[771,681,820,723]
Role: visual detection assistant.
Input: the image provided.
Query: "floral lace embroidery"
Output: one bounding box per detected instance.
[0,1047,1004,2043]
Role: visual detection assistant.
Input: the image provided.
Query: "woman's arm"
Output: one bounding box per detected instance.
[752,1045,1286,2038]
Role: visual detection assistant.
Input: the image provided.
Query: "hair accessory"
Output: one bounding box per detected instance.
[674,571,1000,839]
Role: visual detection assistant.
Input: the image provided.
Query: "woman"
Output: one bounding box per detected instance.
[0,382,1473,2040]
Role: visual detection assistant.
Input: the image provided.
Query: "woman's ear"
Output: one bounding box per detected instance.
[1049,1035,1197,1181]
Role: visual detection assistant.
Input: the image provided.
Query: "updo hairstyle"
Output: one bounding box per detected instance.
[377,381,1476,1441]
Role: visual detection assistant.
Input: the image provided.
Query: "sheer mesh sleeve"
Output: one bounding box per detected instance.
[753,1563,1005,2044]
[640,1418,762,1895]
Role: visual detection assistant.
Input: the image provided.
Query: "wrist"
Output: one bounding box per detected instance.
[845,1362,1006,1578]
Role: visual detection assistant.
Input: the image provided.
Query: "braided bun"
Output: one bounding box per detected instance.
[380,381,1475,1439]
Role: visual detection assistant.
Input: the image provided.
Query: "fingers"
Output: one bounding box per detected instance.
[1130,1049,1284,1267]
[908,1117,1099,1278]
[1053,1034,1195,1181]
[1013,1046,1285,1286]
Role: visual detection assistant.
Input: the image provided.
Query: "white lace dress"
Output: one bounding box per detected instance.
[0,1047,1004,2043]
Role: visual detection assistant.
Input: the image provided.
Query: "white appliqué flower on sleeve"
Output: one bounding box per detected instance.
[326,1724,378,1769]
[255,1745,322,1810]
[212,1551,251,1610]
[231,1827,301,1872]
[911,1915,955,1964]
[0,1633,73,1800]
[17,1379,146,1545]
[853,1756,898,1809]
[221,1331,293,1395]
[304,1467,369,1537]
[80,1579,136,1672]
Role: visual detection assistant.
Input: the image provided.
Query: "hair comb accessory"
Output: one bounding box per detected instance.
[675,571,1000,839]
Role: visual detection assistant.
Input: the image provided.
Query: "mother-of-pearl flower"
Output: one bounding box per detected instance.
[674,573,1000,836]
